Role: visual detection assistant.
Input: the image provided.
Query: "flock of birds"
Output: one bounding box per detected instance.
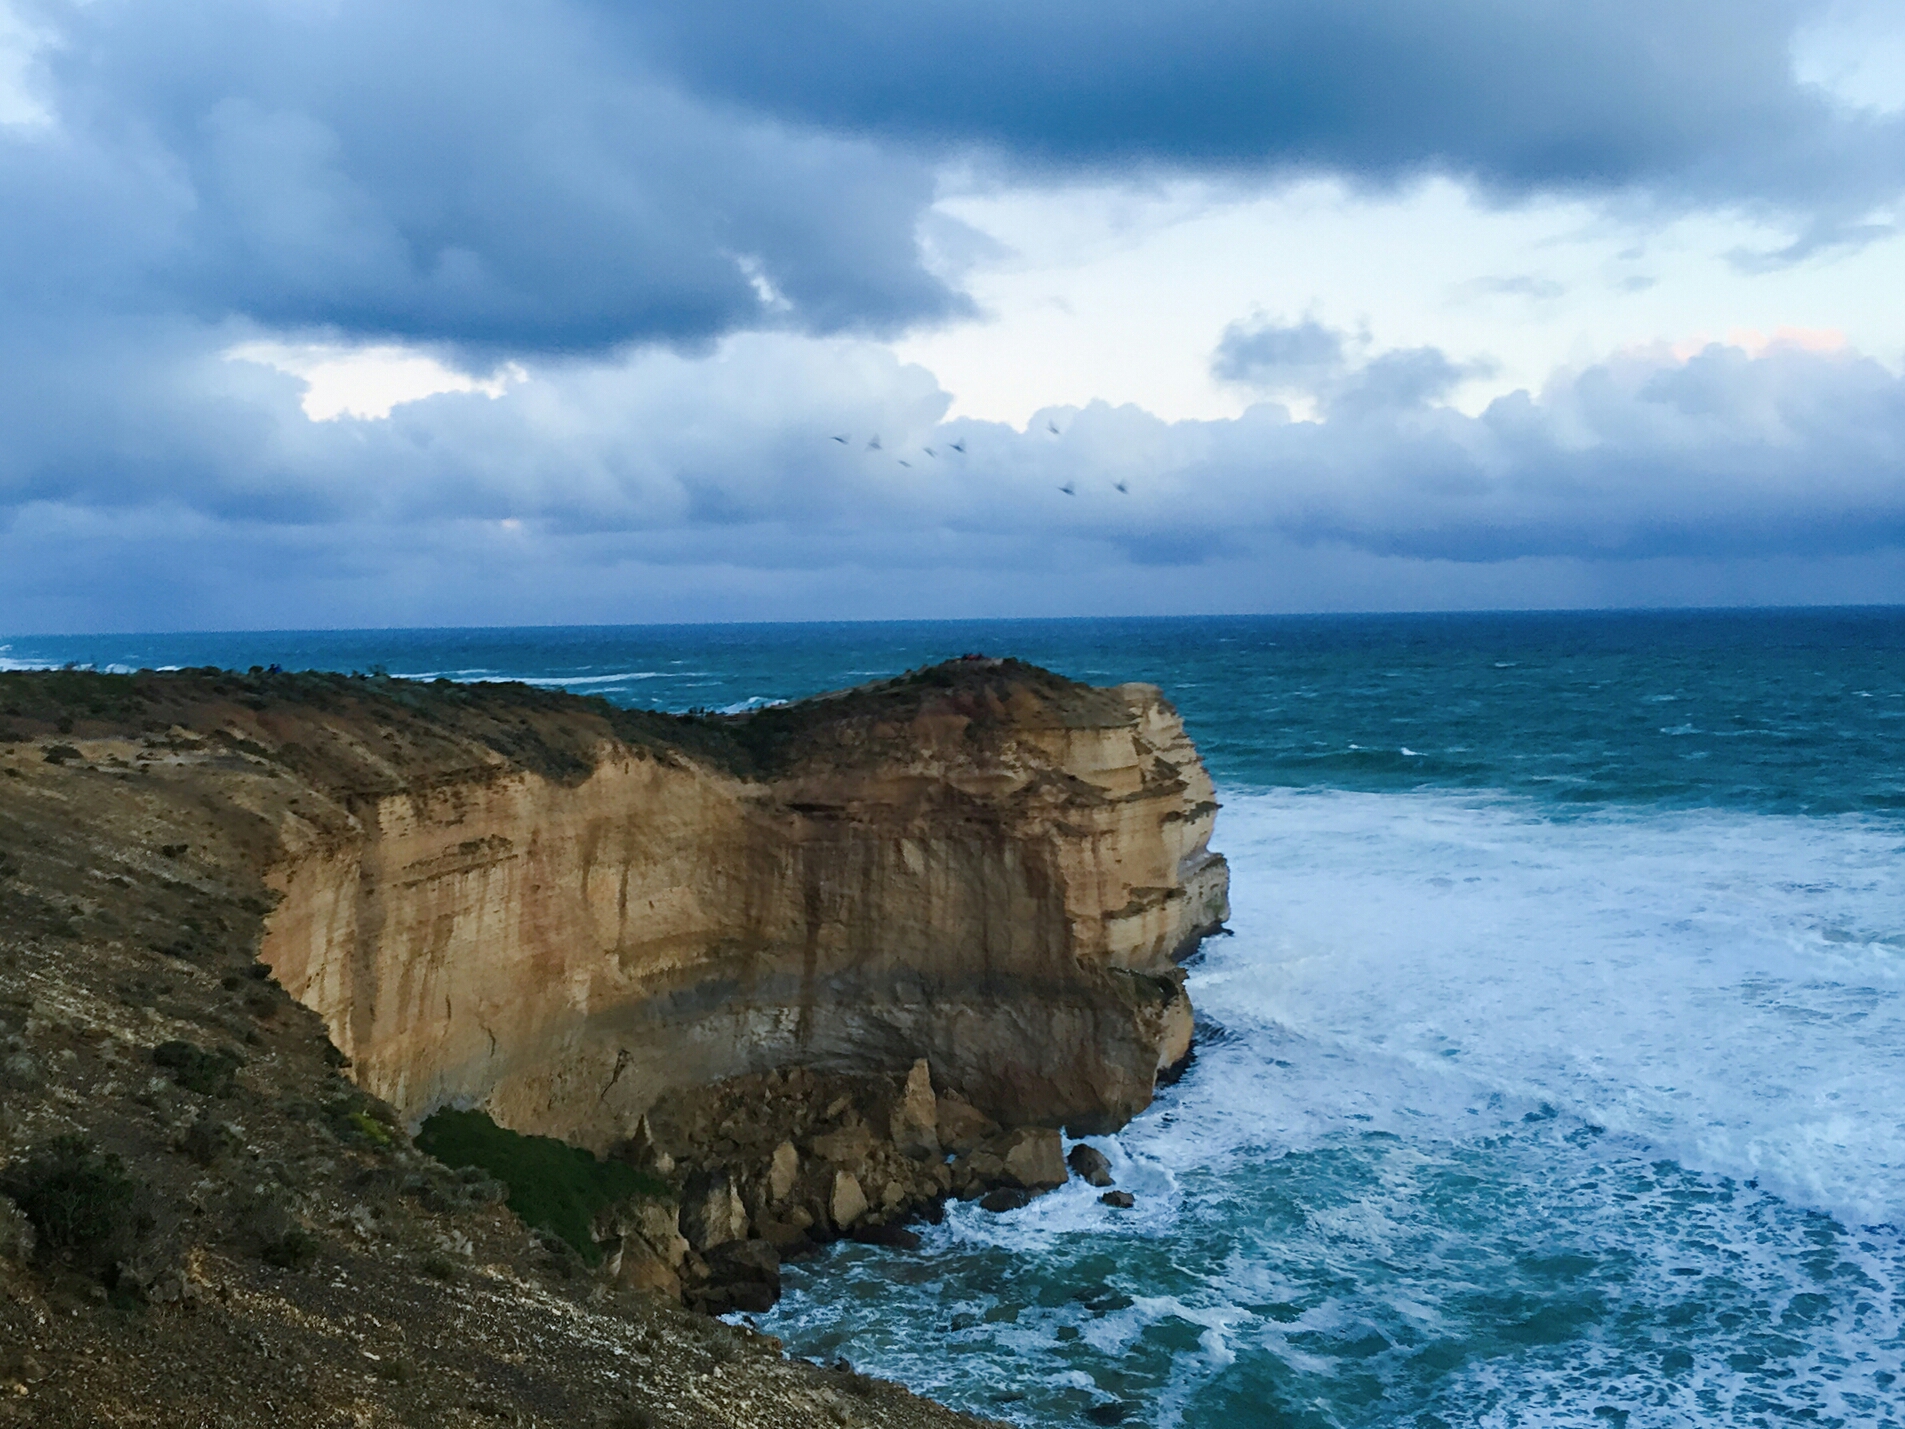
[829,421,1131,496]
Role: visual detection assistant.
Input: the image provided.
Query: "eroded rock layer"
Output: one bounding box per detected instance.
[259,658,1228,1147]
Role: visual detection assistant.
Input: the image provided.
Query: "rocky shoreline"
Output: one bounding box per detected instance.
[594,1058,1141,1316]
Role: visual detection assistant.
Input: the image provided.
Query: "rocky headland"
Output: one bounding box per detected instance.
[0,656,1226,1425]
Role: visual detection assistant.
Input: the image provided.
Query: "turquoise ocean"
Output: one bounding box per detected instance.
[7,611,1905,1427]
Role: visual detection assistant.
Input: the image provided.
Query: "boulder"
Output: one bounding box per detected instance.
[979,1187,1031,1213]
[624,1114,674,1176]
[1066,1143,1114,1188]
[1099,1190,1135,1209]
[614,1235,683,1299]
[850,1223,922,1250]
[995,1127,1068,1190]
[699,1238,781,1314]
[768,1140,800,1202]
[829,1170,868,1230]
[891,1060,940,1159]
[680,1173,749,1252]
[755,1216,812,1250]
[628,1200,689,1270]
[809,1121,874,1170]
[935,1093,999,1155]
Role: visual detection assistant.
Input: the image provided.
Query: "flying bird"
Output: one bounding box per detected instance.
[866,435,882,451]
[1114,480,1128,493]
[1047,419,1061,435]
[831,434,849,444]
[923,447,936,458]
[897,459,911,468]
[949,440,966,454]
[1059,481,1076,496]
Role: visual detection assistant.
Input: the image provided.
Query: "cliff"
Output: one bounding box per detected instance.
[258,657,1228,1147]
[0,655,1226,1423]
[1,663,1016,1428]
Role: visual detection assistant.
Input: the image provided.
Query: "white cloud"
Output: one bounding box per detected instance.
[224,341,525,421]
[0,0,51,127]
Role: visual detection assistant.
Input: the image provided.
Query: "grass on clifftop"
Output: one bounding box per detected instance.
[415,1109,665,1262]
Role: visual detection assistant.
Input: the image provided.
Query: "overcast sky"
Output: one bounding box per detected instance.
[4,0,1905,632]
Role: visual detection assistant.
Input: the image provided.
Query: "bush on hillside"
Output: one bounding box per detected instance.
[1,1135,141,1272]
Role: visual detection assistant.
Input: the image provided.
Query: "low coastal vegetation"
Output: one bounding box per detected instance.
[416,1108,666,1263]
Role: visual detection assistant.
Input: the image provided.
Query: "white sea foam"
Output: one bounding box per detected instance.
[0,656,137,673]
[1196,789,1905,1227]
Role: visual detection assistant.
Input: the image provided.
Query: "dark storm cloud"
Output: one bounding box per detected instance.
[4,0,961,352]
[5,0,1902,365]
[632,0,1905,212]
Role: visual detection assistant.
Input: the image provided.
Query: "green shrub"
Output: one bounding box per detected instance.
[1,1136,139,1268]
[152,1039,244,1096]
[415,1109,666,1263]
[323,1091,401,1151]
[180,1116,241,1166]
[260,1227,318,1270]
[419,1251,459,1281]
[345,1111,393,1147]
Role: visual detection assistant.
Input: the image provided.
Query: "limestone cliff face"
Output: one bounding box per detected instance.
[260,661,1229,1147]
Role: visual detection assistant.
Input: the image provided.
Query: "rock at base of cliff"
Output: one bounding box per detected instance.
[695,1238,781,1315]
[891,1059,941,1159]
[755,1205,814,1250]
[614,1234,684,1300]
[809,1121,874,1169]
[935,1091,1000,1155]
[996,1127,1067,1190]
[829,1170,869,1230]
[1066,1143,1114,1188]
[768,1140,800,1202]
[979,1187,1032,1213]
[850,1222,923,1251]
[681,1172,749,1252]
[1099,1190,1135,1209]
